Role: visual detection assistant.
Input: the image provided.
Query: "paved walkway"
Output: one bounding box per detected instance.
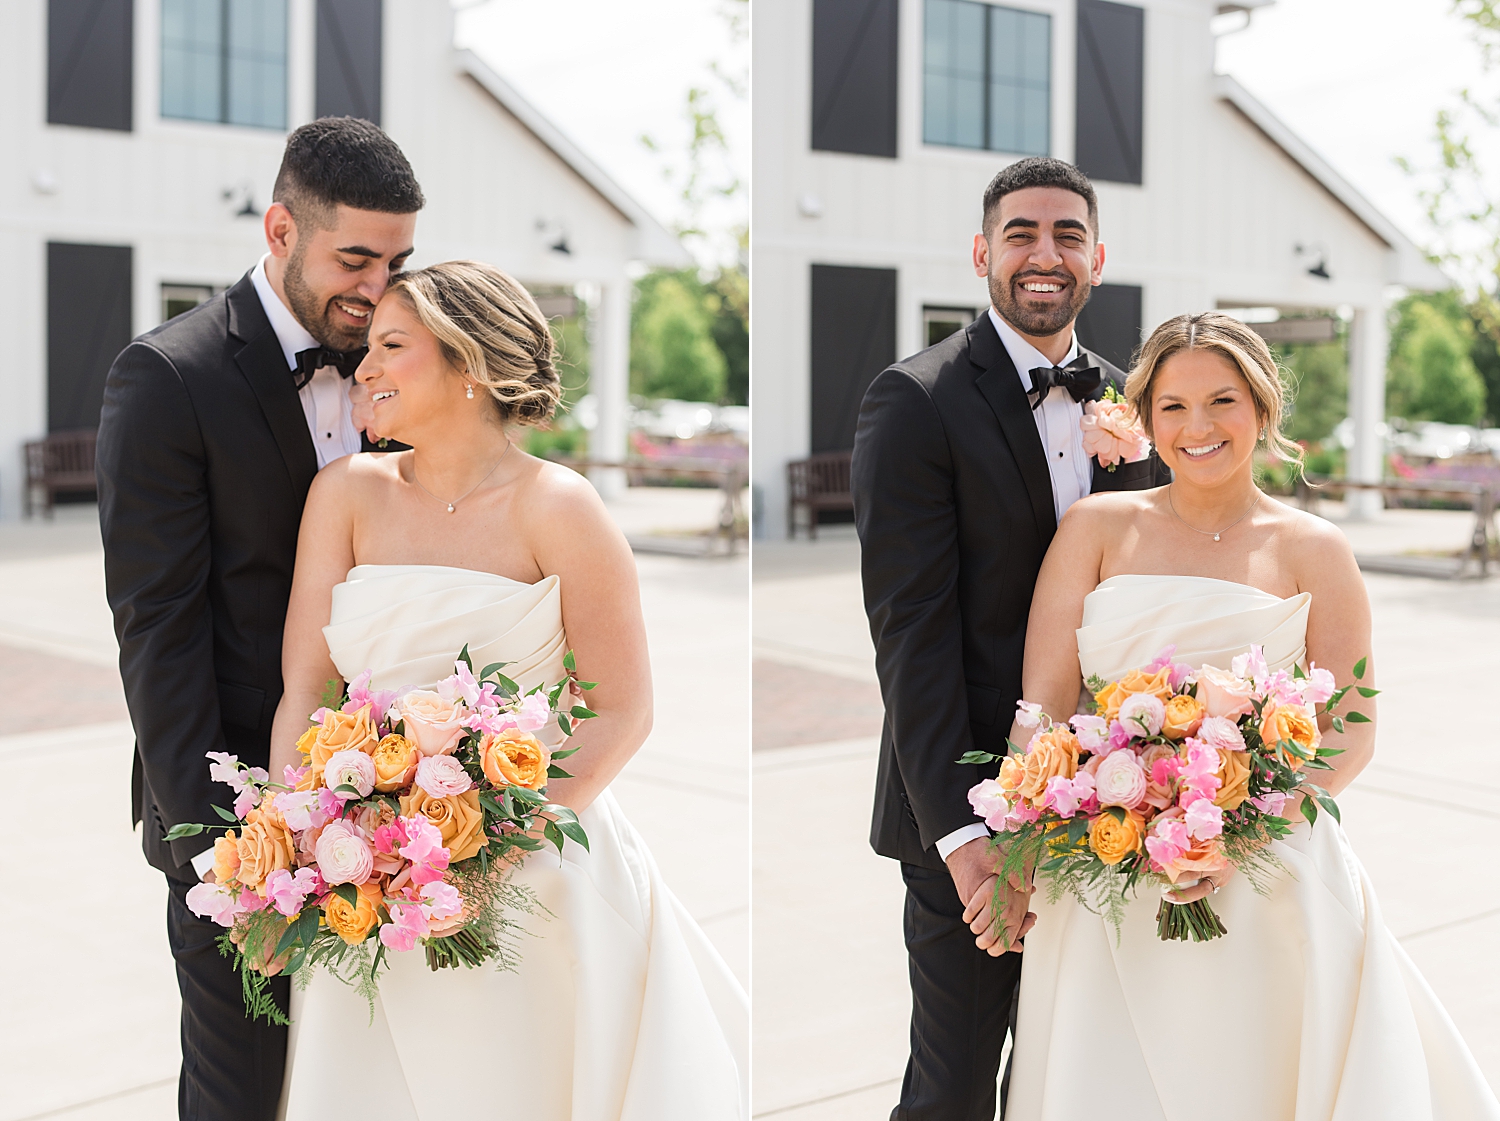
[0,491,747,1121]
[754,508,1500,1119]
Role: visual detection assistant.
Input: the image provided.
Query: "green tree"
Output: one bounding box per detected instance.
[1276,334,1348,444]
[1386,294,1487,424]
[707,266,748,404]
[631,272,727,402]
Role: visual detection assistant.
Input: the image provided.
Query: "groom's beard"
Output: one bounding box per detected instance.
[989,266,1091,340]
[283,244,374,353]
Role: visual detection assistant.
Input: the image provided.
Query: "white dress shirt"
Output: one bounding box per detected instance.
[934,309,1095,863]
[191,258,364,880]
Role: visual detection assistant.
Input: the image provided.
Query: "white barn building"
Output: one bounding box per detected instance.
[1,0,684,517]
[751,0,1446,536]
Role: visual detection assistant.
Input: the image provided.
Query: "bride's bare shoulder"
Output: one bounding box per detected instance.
[1057,487,1161,538]
[1263,495,1360,586]
[509,453,623,540]
[305,450,403,507]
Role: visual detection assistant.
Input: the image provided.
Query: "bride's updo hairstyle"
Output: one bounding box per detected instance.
[1124,311,1303,470]
[388,261,561,427]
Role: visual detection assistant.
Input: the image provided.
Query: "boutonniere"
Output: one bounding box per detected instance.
[1080,385,1152,472]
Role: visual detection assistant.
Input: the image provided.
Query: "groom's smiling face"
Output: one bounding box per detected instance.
[975,186,1105,342]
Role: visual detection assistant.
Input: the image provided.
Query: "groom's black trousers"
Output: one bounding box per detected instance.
[893,863,1023,1121]
[166,873,289,1121]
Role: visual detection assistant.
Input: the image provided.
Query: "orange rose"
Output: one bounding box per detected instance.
[479,730,550,791]
[1088,810,1145,865]
[399,787,487,862]
[1094,667,1174,723]
[1259,702,1321,771]
[323,881,382,945]
[212,830,241,884]
[997,755,1025,794]
[1018,727,1080,805]
[1162,835,1230,885]
[371,734,419,792]
[1215,750,1251,811]
[234,807,296,891]
[1161,693,1204,741]
[303,704,380,784]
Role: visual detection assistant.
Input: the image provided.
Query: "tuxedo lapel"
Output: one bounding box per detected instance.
[967,316,1056,542]
[225,276,317,492]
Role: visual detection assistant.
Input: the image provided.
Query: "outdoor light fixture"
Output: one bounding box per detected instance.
[1295,242,1331,280]
[535,218,572,255]
[223,185,261,218]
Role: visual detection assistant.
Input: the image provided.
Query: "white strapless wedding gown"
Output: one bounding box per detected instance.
[279,565,748,1120]
[1006,575,1500,1121]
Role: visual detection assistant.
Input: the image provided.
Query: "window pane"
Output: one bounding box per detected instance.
[989,6,1049,155]
[161,0,223,123]
[227,0,288,129]
[924,0,987,149]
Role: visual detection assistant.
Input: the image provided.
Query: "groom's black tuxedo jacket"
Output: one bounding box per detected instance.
[98,273,337,876]
[852,313,1171,871]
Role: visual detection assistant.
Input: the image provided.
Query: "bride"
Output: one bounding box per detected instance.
[979,312,1499,1119]
[265,261,747,1119]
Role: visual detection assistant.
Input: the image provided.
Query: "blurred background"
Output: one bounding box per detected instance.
[1,2,748,1119]
[752,1,1500,1117]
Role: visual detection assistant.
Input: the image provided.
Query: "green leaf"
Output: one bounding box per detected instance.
[213,804,239,823]
[957,750,1001,765]
[570,706,599,720]
[275,922,304,959]
[1356,686,1380,698]
[1344,711,1371,724]
[457,644,473,671]
[1302,791,1320,826]
[576,680,598,690]
[1353,657,1367,680]
[548,682,565,706]
[1331,715,1345,734]
[297,909,320,947]
[551,745,580,760]
[1316,794,1342,823]
[546,764,573,779]
[332,784,362,798]
[558,713,573,737]
[563,649,576,672]
[331,883,359,910]
[496,674,520,697]
[283,948,308,977]
[557,818,589,850]
[544,819,566,855]
[1316,746,1345,758]
[164,823,207,840]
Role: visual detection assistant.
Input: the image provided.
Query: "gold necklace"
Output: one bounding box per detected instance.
[410,441,513,514]
[1166,487,1260,543]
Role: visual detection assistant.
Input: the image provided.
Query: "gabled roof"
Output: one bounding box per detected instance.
[458,49,689,268]
[1215,74,1449,291]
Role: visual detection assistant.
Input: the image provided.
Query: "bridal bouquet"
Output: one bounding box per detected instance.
[962,645,1374,942]
[169,647,596,1021]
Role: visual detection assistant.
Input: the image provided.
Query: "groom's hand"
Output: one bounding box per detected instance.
[948,836,1034,954]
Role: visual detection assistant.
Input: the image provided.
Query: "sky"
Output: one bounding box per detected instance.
[1215,0,1498,264]
[454,0,748,266]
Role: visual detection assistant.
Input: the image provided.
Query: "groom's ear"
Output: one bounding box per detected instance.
[264,202,298,260]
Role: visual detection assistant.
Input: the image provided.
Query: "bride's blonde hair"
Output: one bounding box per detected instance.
[1124,311,1303,469]
[388,260,561,427]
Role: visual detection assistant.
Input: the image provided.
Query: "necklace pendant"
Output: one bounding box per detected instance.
[1213,532,1221,542]
[447,503,455,514]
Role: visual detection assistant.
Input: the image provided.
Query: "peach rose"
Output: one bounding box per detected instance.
[302,704,380,786]
[1161,835,1230,885]
[395,690,466,757]
[399,787,486,862]
[1088,810,1145,865]
[1094,667,1174,724]
[1215,750,1252,811]
[371,734,419,792]
[1161,693,1205,741]
[997,755,1025,793]
[1195,665,1254,719]
[212,830,241,885]
[1138,742,1178,810]
[479,730,550,791]
[1018,727,1080,806]
[323,881,382,945]
[234,807,296,891]
[1260,702,1321,771]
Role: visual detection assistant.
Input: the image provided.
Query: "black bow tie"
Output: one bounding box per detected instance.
[292,346,367,390]
[1027,354,1101,409]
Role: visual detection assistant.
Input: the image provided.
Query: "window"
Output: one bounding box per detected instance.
[923,306,978,347]
[1075,0,1144,184]
[924,0,1050,155]
[161,283,218,322]
[810,265,897,454]
[811,0,898,158]
[161,0,287,129]
[48,0,134,131]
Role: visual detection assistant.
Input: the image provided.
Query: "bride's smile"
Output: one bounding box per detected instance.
[1147,347,1262,500]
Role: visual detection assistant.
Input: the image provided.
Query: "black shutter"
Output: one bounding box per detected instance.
[811,0,898,158]
[1076,282,1143,372]
[48,243,134,432]
[48,0,134,131]
[810,264,898,453]
[1075,0,1143,184]
[316,0,382,122]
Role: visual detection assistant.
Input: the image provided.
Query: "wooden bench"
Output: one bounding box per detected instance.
[24,428,97,517]
[786,451,853,540]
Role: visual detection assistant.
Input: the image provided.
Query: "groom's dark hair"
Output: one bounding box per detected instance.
[981,157,1098,239]
[273,117,425,229]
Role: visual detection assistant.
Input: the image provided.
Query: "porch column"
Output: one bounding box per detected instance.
[1344,306,1388,519]
[589,276,630,499]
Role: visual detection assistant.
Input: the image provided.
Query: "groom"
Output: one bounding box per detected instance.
[851,157,1170,1120]
[96,117,424,1121]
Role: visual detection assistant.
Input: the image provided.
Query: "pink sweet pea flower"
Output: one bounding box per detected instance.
[419,881,463,922]
[373,818,409,856]
[1184,798,1224,841]
[1069,714,1110,752]
[399,815,452,885]
[264,867,322,917]
[1232,645,1269,685]
[1249,791,1289,816]
[206,751,242,788]
[1144,817,1190,870]
[1145,646,1195,691]
[1042,772,1096,817]
[514,692,553,734]
[1002,801,1043,831]
[1177,739,1222,805]
[1014,701,1046,731]
[232,785,261,820]
[185,882,246,927]
[968,778,1010,830]
[1299,664,1337,707]
[317,786,347,820]
[272,790,322,833]
[379,901,430,952]
[344,669,400,724]
[1108,720,1134,753]
[282,763,310,788]
[1259,669,1302,708]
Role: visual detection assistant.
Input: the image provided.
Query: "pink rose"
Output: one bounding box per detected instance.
[1094,750,1148,809]
[314,820,374,886]
[415,754,474,799]
[1080,398,1151,467]
[1195,715,1246,755]
[395,689,467,756]
[968,778,1010,830]
[1195,665,1254,719]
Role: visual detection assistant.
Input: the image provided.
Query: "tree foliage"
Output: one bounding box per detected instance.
[1386,292,1488,425]
[1276,332,1348,445]
[631,269,745,404]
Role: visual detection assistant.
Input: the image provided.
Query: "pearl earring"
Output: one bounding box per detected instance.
[466,383,475,400]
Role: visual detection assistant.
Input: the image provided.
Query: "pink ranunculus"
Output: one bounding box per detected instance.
[1184,798,1224,841]
[1080,398,1152,468]
[1117,692,1166,738]
[399,815,452,885]
[415,754,474,799]
[419,881,463,922]
[324,749,376,798]
[968,778,1010,830]
[379,901,430,952]
[1249,791,1289,816]
[185,881,246,927]
[1094,750,1148,809]
[1195,664,1255,719]
[264,867,321,917]
[314,820,374,885]
[1196,715,1246,755]
[395,689,467,756]
[1069,714,1110,752]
